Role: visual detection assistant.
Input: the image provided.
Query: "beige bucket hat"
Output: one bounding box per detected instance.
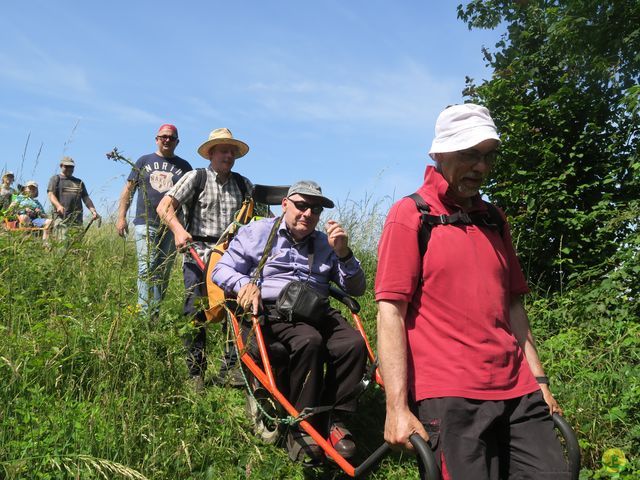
[197,128,249,160]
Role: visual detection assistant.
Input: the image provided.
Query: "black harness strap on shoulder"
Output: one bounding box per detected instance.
[231,171,249,200]
[185,170,248,233]
[407,192,506,258]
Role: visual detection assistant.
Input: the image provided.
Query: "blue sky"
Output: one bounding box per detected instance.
[1,1,501,218]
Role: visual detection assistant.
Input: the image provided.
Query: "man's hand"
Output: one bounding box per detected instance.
[384,407,429,452]
[540,384,563,415]
[325,220,350,258]
[55,205,65,215]
[237,282,262,315]
[174,230,193,251]
[116,217,128,237]
[91,210,100,220]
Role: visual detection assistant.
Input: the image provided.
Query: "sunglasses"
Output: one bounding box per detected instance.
[156,135,178,142]
[289,199,323,215]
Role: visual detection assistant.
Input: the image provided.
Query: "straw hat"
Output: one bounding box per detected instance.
[197,128,249,160]
[25,180,38,188]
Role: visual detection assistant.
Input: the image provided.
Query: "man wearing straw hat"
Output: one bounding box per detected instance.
[115,124,192,322]
[157,128,253,391]
[376,104,569,479]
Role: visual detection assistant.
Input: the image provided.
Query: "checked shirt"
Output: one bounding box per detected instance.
[167,166,252,263]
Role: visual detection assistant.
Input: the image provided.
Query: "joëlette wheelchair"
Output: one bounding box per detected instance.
[194,184,581,479]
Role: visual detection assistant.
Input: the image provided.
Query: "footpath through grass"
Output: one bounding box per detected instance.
[1,220,638,478]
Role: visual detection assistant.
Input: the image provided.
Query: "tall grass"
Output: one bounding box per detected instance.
[1,205,638,478]
[0,224,419,479]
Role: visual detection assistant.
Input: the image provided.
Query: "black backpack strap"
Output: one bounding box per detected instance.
[186,168,208,233]
[407,192,432,258]
[407,193,507,260]
[481,201,505,236]
[231,171,248,200]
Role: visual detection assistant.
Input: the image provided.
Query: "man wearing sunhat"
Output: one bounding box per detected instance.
[116,124,192,321]
[375,104,569,479]
[157,128,253,391]
[47,156,99,227]
[212,180,367,465]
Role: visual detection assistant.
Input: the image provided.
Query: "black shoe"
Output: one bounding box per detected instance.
[287,429,324,466]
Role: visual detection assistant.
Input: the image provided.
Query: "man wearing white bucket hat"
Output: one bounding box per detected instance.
[376,104,569,479]
[157,128,253,391]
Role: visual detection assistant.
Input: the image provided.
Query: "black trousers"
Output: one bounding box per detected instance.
[261,306,367,423]
[414,392,571,480]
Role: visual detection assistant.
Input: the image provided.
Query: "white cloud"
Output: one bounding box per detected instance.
[246,59,458,127]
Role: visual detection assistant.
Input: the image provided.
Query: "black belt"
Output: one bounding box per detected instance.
[191,235,219,243]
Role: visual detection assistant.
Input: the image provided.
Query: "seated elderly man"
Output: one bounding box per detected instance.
[212,180,367,464]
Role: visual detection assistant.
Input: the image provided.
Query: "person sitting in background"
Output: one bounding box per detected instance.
[1,171,16,211]
[9,181,52,240]
[212,180,367,465]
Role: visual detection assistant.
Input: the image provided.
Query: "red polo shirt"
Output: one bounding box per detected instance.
[375,166,539,401]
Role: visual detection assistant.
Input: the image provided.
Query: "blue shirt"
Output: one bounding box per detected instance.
[212,217,366,301]
[128,153,192,227]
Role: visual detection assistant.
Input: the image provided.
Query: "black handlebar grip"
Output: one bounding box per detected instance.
[410,433,440,480]
[552,413,581,480]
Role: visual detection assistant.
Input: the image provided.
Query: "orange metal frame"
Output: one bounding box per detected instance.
[228,308,384,477]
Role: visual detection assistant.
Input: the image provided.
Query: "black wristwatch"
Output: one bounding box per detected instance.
[535,376,550,386]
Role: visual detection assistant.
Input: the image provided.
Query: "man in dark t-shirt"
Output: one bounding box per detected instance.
[116,124,192,320]
[47,157,99,227]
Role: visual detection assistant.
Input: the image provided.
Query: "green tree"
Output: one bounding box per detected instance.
[458,0,640,293]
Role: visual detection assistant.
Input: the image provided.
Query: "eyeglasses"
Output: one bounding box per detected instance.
[289,199,324,215]
[156,135,178,142]
[456,149,498,165]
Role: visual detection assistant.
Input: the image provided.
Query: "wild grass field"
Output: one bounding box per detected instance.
[1,214,638,479]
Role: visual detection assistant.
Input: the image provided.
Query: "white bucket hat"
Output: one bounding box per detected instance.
[428,104,500,159]
[197,128,249,160]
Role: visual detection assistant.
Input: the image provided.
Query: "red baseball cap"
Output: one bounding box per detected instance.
[157,124,178,137]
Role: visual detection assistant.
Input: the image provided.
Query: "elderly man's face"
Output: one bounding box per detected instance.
[26,186,38,198]
[155,128,179,157]
[436,139,499,205]
[2,175,13,186]
[282,194,323,241]
[209,144,237,176]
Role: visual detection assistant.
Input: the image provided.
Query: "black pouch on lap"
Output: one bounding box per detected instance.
[275,280,329,327]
